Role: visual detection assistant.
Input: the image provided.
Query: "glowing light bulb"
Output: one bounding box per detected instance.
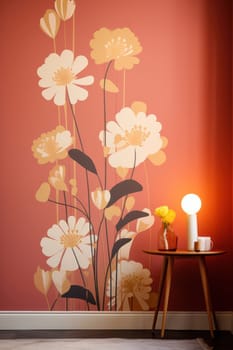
[181,193,202,250]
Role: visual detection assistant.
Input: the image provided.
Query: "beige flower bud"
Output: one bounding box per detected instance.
[91,188,110,209]
[33,267,52,295]
[40,9,60,39]
[55,0,76,21]
[52,270,71,295]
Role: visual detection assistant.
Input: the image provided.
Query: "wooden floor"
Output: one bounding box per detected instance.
[0,330,232,350]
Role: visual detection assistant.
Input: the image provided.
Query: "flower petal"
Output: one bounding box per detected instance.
[35,182,51,202]
[100,79,119,93]
[67,84,88,104]
[40,237,63,256]
[46,250,64,268]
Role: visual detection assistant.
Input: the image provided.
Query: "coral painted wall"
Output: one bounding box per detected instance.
[0,0,232,312]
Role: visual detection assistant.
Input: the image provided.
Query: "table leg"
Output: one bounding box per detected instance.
[161,256,174,338]
[152,256,168,333]
[198,256,216,338]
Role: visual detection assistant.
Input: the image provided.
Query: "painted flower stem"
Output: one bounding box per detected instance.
[63,191,68,221]
[48,198,86,217]
[98,60,114,310]
[68,99,84,152]
[103,60,113,148]
[50,293,60,311]
[68,98,99,308]
[70,248,91,310]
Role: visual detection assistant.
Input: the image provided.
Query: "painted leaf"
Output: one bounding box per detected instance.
[111,238,132,260]
[62,285,96,305]
[106,179,143,208]
[100,79,119,93]
[68,149,97,174]
[116,210,149,232]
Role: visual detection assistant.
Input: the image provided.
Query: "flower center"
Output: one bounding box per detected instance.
[122,276,135,293]
[105,36,134,60]
[40,137,59,156]
[60,230,79,248]
[124,126,150,146]
[53,67,75,86]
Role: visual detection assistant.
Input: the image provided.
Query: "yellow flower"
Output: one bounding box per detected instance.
[40,9,60,39]
[163,209,176,225]
[154,206,176,225]
[55,0,76,21]
[90,27,142,71]
[154,206,169,218]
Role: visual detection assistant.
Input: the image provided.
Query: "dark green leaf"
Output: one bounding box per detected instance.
[106,179,143,207]
[68,149,97,174]
[116,210,149,231]
[62,285,96,305]
[111,238,132,260]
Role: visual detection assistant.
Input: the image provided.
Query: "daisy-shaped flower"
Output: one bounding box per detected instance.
[40,216,95,271]
[90,27,142,71]
[99,106,163,168]
[107,260,152,310]
[37,49,94,106]
[32,125,73,164]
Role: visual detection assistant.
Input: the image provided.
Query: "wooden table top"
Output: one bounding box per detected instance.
[143,249,226,257]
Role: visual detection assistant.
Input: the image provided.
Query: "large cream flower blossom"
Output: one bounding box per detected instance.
[90,27,142,71]
[99,107,163,168]
[40,216,95,271]
[107,260,152,310]
[37,49,94,106]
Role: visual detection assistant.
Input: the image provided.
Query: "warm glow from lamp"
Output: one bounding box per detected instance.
[181,193,202,250]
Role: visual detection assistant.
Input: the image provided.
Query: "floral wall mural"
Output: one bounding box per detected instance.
[32,1,168,311]
[0,0,232,312]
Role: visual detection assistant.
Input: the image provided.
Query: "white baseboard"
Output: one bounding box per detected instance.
[0,311,232,332]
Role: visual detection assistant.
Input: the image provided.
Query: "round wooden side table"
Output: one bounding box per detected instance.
[143,249,225,338]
